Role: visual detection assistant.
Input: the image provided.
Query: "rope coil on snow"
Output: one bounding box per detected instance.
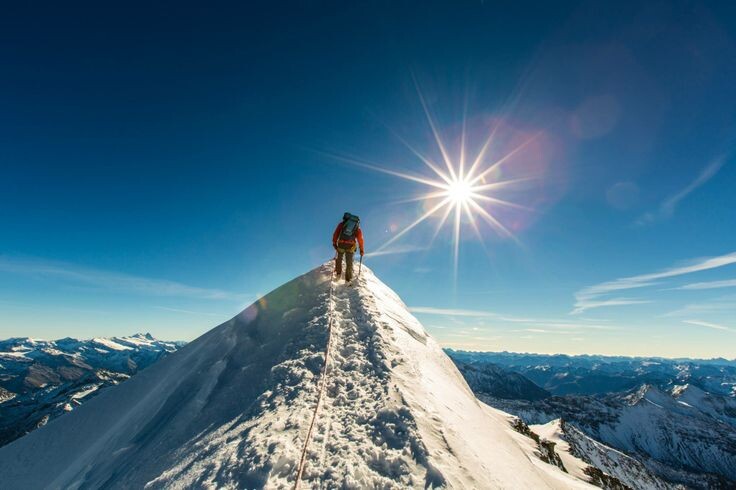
[293,263,337,489]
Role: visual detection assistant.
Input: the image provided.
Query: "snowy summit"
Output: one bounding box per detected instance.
[0,264,592,488]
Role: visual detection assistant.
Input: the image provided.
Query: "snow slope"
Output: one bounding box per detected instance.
[0,263,591,489]
[604,385,736,481]
[670,383,736,428]
[485,384,736,487]
[531,419,672,490]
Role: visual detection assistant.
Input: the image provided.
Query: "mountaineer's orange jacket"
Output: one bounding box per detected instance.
[333,222,364,255]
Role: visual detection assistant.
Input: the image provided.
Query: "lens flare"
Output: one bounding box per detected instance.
[324,90,541,280]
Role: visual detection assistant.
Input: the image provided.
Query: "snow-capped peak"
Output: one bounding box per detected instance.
[0,263,592,488]
[625,384,672,408]
[670,383,691,398]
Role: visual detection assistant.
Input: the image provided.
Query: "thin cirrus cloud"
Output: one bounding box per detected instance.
[661,294,736,317]
[409,306,544,324]
[682,320,735,333]
[0,255,249,302]
[636,154,728,226]
[674,279,736,290]
[409,306,619,331]
[571,298,650,315]
[408,306,497,317]
[514,328,576,335]
[572,251,736,314]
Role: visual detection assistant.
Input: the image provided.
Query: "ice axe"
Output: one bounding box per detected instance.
[358,255,363,279]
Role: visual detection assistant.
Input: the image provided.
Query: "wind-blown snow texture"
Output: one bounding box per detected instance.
[0,264,591,489]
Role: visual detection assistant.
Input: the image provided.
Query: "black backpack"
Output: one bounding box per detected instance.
[339,214,360,241]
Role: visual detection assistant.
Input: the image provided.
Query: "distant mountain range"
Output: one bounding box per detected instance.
[0,333,184,447]
[448,350,736,489]
[3,329,735,488]
[453,359,551,401]
[448,350,736,397]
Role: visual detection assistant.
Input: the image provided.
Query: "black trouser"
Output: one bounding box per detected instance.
[335,249,354,281]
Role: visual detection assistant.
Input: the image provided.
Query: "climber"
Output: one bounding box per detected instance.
[332,212,364,282]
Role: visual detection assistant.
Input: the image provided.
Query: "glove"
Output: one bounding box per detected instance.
[360,250,364,257]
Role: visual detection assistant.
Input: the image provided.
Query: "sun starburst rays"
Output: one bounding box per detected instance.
[367,122,531,263]
[328,95,536,280]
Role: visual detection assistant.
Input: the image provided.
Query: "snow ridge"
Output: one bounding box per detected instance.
[300,270,442,487]
[0,263,592,489]
[293,269,337,488]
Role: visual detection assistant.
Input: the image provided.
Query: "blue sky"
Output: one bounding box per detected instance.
[2,2,736,358]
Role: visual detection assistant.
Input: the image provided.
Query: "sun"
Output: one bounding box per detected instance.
[446,178,473,204]
[324,88,539,279]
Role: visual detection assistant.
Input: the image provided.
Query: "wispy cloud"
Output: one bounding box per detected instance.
[515,328,575,335]
[410,305,621,332]
[523,321,618,331]
[682,320,735,332]
[0,255,249,302]
[674,279,736,291]
[662,296,736,317]
[572,299,650,314]
[409,306,497,317]
[573,251,736,314]
[637,154,728,225]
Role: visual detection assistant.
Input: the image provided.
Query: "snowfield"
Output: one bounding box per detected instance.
[0,264,595,488]
[531,419,671,490]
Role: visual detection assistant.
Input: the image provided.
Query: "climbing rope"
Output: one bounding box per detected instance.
[293,263,337,490]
